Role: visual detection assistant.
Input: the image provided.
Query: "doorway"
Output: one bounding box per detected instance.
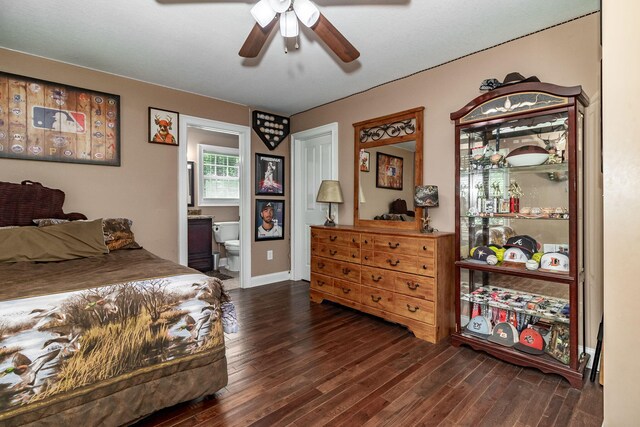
[178,115,252,289]
[291,123,339,281]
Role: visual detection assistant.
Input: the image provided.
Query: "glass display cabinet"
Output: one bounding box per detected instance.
[450,83,589,387]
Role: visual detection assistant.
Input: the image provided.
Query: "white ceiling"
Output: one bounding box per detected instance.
[0,0,599,116]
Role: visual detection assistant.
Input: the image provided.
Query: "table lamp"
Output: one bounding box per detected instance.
[316,180,344,226]
[414,185,439,233]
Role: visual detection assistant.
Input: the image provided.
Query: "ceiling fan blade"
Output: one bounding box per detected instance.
[239,18,278,58]
[311,13,360,63]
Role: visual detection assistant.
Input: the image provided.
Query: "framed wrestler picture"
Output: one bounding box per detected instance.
[255,153,285,195]
[255,199,285,241]
[148,107,179,146]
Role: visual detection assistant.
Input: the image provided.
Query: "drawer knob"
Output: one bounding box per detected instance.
[371,295,382,303]
[329,249,338,256]
[407,282,420,290]
[422,264,428,270]
[387,259,400,267]
[388,242,400,249]
[351,254,357,258]
[364,239,368,244]
[372,275,382,282]
[342,288,351,294]
[407,304,419,313]
[318,262,326,269]
[352,238,357,243]
[364,256,369,260]
[342,268,351,275]
[423,245,428,251]
[330,235,338,241]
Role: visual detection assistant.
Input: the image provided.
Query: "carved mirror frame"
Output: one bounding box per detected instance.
[353,107,424,230]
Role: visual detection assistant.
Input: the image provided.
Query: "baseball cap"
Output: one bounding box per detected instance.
[502,247,530,264]
[465,315,492,339]
[514,327,546,355]
[469,246,496,263]
[487,322,518,347]
[261,202,274,211]
[504,235,538,257]
[539,252,570,274]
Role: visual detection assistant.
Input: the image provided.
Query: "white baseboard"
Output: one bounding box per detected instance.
[247,271,291,288]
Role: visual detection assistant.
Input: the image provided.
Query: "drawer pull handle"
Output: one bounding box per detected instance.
[407,282,420,290]
[342,268,351,275]
[364,239,369,244]
[372,275,382,282]
[352,238,357,243]
[423,245,429,251]
[330,235,338,242]
[371,295,382,303]
[388,242,400,249]
[364,255,369,260]
[352,254,357,258]
[329,249,338,256]
[422,264,429,270]
[342,288,351,294]
[407,304,419,313]
[387,259,400,267]
[318,262,325,269]
[317,281,325,286]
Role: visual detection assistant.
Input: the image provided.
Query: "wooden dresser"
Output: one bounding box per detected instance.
[310,225,455,343]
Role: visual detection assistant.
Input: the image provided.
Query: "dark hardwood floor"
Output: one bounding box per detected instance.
[135,281,603,427]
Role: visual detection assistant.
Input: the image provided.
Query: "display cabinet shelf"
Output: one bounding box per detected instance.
[450,82,589,388]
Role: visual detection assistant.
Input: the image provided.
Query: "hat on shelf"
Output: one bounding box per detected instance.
[465,315,492,339]
[514,327,546,355]
[502,247,531,265]
[504,235,539,257]
[488,322,519,347]
[469,246,497,263]
[500,72,541,86]
[539,252,570,274]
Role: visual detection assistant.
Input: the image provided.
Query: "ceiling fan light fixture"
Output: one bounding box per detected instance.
[251,0,277,28]
[268,0,292,14]
[293,0,320,27]
[279,10,299,37]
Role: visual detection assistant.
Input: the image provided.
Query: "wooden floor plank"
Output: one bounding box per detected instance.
[133,281,603,427]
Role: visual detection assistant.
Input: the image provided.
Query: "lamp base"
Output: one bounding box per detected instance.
[324,219,336,227]
[420,208,434,233]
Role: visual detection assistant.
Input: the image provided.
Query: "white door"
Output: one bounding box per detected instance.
[291,123,339,281]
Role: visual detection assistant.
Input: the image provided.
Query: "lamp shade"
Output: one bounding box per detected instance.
[251,0,277,28]
[293,0,320,27]
[279,10,299,37]
[316,180,344,204]
[414,185,439,207]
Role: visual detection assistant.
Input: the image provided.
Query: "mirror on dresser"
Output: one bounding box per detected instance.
[353,107,425,231]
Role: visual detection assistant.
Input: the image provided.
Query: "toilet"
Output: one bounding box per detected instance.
[212,221,240,272]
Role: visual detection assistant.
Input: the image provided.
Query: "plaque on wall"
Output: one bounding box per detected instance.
[252,110,290,150]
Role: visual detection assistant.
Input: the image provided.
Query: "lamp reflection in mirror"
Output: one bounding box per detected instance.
[414,185,439,233]
[316,180,344,226]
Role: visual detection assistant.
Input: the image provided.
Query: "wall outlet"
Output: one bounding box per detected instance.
[267,250,273,260]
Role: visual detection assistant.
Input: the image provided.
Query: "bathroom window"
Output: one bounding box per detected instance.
[198,144,240,206]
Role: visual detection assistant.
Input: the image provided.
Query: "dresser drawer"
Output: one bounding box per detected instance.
[361,266,394,290]
[372,252,419,275]
[312,242,360,263]
[393,294,435,324]
[361,234,376,250]
[314,229,360,247]
[417,257,435,277]
[361,250,374,265]
[360,285,394,311]
[310,273,333,293]
[311,256,333,276]
[374,235,420,255]
[333,260,361,282]
[419,240,435,257]
[332,279,360,302]
[394,273,435,301]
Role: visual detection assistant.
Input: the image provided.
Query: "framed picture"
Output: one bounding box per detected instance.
[545,323,571,365]
[255,199,284,241]
[255,153,285,195]
[187,161,195,207]
[359,150,370,172]
[376,152,404,190]
[0,71,120,166]
[149,107,179,146]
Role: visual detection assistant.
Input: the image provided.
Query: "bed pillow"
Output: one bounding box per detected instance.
[33,218,70,227]
[0,219,109,263]
[102,218,142,251]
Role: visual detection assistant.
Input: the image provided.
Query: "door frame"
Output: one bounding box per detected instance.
[290,122,339,281]
[178,115,252,288]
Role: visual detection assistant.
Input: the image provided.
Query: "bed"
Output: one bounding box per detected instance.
[0,181,232,426]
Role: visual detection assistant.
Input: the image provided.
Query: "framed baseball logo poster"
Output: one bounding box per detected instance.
[0,71,120,166]
[255,199,284,241]
[255,153,284,195]
[148,107,179,146]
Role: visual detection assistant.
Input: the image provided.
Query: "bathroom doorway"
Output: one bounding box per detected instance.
[177,115,251,289]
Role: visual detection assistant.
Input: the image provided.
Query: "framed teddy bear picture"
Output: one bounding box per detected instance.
[148,107,179,146]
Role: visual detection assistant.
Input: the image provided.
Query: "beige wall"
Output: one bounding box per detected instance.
[0,48,292,278]
[603,0,640,423]
[292,14,603,347]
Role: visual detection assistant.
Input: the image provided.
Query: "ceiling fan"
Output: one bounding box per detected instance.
[239,0,360,63]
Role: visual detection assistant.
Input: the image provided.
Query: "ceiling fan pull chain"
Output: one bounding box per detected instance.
[295,35,299,50]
